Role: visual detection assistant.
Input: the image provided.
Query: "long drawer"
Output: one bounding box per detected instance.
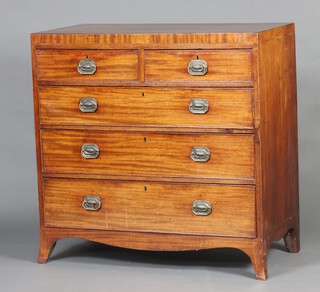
[44,179,256,237]
[145,50,252,86]
[39,87,253,129]
[36,49,139,83]
[41,130,254,180]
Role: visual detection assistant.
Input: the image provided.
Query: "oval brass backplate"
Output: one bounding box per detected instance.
[192,200,212,216]
[82,195,102,211]
[77,58,97,75]
[81,144,100,159]
[188,59,208,76]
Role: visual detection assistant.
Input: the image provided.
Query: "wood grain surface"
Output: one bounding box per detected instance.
[36,49,139,83]
[39,86,253,129]
[44,179,256,237]
[34,23,288,34]
[145,50,252,86]
[41,130,255,180]
[32,24,292,48]
[258,25,300,249]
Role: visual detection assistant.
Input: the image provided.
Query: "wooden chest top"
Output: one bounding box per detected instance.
[31,23,292,46]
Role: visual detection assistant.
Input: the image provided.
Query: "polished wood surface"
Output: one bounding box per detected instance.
[31,23,292,48]
[31,23,300,280]
[36,49,139,83]
[258,25,300,249]
[39,87,253,129]
[41,130,254,180]
[145,50,252,86]
[44,179,256,237]
[35,23,289,34]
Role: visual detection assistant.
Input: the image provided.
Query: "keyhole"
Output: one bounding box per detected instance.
[196,54,199,60]
[141,92,145,97]
[86,54,89,59]
[144,137,147,142]
[144,186,147,191]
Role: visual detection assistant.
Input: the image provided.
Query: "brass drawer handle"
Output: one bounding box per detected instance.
[192,200,212,216]
[82,195,102,211]
[77,57,96,75]
[188,59,208,76]
[189,98,209,114]
[81,144,100,159]
[191,147,210,162]
[79,97,98,113]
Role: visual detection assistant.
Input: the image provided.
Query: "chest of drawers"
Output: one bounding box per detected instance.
[31,23,300,280]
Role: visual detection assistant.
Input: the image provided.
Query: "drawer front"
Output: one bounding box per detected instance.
[39,87,253,129]
[36,50,139,83]
[145,50,252,85]
[41,130,254,180]
[44,179,256,237]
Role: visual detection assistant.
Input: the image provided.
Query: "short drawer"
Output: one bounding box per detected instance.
[44,179,256,237]
[39,87,253,129]
[36,50,139,84]
[145,50,252,86]
[41,130,254,180]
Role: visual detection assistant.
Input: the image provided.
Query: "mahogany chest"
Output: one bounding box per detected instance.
[31,23,300,280]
